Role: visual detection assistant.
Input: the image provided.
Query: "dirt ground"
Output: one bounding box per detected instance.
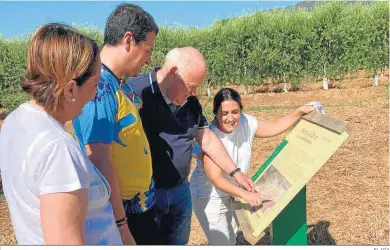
[0,74,389,245]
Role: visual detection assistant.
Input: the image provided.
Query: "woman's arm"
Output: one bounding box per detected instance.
[203,154,269,206]
[255,105,316,138]
[40,189,88,245]
[195,128,255,192]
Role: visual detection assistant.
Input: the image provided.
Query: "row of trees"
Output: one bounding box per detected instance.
[0,1,388,109]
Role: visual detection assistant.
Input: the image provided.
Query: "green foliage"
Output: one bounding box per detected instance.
[73,24,104,49]
[0,36,28,94]
[0,91,29,110]
[0,1,388,111]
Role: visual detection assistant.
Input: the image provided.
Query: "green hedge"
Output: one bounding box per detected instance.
[0,2,388,110]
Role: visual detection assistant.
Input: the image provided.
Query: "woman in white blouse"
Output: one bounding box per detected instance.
[190,88,316,245]
[0,23,122,245]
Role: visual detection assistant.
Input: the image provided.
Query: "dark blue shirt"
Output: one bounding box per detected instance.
[126,68,208,188]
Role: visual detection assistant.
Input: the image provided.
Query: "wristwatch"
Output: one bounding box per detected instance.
[229,168,241,177]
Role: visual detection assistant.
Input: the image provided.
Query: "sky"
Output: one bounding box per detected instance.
[0,1,300,39]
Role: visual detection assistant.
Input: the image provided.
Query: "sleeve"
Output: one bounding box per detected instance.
[37,140,89,195]
[244,114,258,141]
[194,97,209,129]
[72,78,117,145]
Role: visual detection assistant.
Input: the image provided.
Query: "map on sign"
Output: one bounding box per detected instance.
[234,112,350,244]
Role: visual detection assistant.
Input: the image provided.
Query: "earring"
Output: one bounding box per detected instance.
[71,98,76,102]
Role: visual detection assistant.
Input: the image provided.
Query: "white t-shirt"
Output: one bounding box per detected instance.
[0,103,121,245]
[190,114,258,198]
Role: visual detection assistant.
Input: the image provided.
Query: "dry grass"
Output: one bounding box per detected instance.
[0,76,388,245]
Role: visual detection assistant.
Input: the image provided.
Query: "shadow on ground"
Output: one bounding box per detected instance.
[236,221,336,245]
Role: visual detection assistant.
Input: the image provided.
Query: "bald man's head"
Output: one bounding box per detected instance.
[164,47,207,81]
[159,47,207,105]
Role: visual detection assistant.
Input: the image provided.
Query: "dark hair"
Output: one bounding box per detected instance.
[104,3,159,45]
[21,23,99,115]
[213,88,243,116]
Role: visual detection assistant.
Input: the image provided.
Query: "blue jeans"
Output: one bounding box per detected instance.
[154,181,192,245]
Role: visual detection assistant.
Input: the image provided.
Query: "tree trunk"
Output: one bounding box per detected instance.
[323,64,328,90]
[283,83,288,92]
[323,77,329,90]
[373,74,379,87]
[244,85,249,95]
[207,87,211,97]
[283,74,288,93]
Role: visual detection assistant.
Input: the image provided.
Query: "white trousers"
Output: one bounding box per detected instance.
[191,194,239,245]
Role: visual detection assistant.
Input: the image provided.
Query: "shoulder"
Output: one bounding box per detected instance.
[35,135,90,194]
[127,73,149,86]
[187,96,202,111]
[242,113,257,123]
[38,135,90,174]
[234,114,251,130]
[77,70,119,121]
[126,73,151,97]
[93,70,119,103]
[241,113,258,136]
[40,133,80,155]
[18,130,81,171]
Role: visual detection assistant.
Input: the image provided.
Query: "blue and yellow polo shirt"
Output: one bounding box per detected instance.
[73,64,154,213]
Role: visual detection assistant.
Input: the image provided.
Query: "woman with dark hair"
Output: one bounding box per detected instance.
[0,23,122,245]
[190,88,317,245]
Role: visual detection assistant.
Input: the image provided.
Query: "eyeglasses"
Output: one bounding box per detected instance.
[120,82,142,111]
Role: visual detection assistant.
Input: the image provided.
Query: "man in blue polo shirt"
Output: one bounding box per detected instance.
[73,3,160,245]
[125,47,255,245]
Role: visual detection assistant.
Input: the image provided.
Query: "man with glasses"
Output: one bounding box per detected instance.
[72,3,160,245]
[125,47,255,245]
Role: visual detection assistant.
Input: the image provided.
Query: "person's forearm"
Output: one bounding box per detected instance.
[101,163,127,221]
[204,155,246,198]
[273,108,304,133]
[210,174,246,198]
[85,144,126,221]
[197,129,255,192]
[85,144,135,245]
[200,130,237,174]
[207,144,237,174]
[257,108,305,138]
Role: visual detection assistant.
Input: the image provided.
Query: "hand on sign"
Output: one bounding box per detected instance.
[241,190,273,207]
[234,171,255,192]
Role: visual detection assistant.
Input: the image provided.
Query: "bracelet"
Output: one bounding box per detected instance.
[116,217,128,228]
[229,168,241,177]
